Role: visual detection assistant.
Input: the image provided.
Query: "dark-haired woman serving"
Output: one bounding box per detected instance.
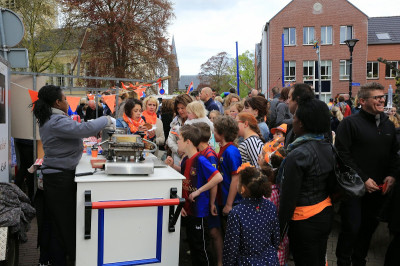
[33,85,113,265]
[279,98,335,266]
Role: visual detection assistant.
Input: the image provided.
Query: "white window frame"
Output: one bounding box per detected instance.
[284,61,296,81]
[321,26,332,45]
[367,61,379,79]
[340,26,353,44]
[56,64,65,87]
[385,61,399,78]
[303,60,314,80]
[320,60,332,80]
[303,27,315,45]
[340,60,350,80]
[284,27,296,46]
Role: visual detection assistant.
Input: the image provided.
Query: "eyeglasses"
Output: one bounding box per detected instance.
[367,95,386,100]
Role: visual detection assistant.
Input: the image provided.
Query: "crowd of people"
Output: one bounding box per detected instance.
[18,82,400,266]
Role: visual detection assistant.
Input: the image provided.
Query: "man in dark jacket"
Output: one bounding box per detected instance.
[335,82,400,266]
[84,100,103,121]
[284,83,315,148]
[267,86,281,128]
[200,87,219,113]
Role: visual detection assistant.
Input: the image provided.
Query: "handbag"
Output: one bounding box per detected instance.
[331,144,366,198]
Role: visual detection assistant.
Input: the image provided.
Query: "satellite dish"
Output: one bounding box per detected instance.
[0,9,25,47]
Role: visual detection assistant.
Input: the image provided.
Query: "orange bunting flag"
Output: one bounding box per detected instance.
[121,82,128,90]
[157,78,162,89]
[128,83,137,89]
[135,86,147,98]
[102,94,116,114]
[28,90,39,110]
[66,96,81,113]
[87,94,95,100]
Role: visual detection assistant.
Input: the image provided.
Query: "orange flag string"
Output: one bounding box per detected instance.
[133,86,147,98]
[102,94,116,114]
[157,78,162,89]
[66,96,81,113]
[121,82,128,90]
[28,90,38,110]
[87,94,95,100]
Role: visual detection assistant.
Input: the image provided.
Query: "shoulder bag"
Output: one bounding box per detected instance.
[331,144,365,198]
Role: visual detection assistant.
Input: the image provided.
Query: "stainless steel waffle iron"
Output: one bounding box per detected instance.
[98,130,157,175]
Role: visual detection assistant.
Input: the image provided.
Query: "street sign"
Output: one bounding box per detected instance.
[6,48,28,68]
[0,9,24,47]
[352,82,361,86]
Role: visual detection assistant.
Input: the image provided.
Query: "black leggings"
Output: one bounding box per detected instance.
[43,170,76,266]
[289,206,333,266]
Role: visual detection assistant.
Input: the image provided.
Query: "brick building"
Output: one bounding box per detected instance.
[367,16,400,89]
[258,0,399,102]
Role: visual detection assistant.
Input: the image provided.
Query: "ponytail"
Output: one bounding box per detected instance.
[31,85,63,127]
[239,167,271,198]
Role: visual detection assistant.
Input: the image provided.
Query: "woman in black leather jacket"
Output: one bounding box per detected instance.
[279,99,335,266]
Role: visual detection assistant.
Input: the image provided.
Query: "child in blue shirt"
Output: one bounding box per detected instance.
[195,122,223,266]
[223,166,280,265]
[213,116,242,231]
[177,124,223,265]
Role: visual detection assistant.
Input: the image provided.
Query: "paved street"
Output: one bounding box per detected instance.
[18,213,390,266]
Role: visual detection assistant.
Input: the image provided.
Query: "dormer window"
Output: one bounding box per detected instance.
[376,33,391,40]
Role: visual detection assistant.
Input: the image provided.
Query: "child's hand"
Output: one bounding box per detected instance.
[164,156,174,167]
[181,208,187,217]
[222,204,232,216]
[210,203,218,216]
[138,125,148,132]
[189,190,200,202]
[147,129,155,139]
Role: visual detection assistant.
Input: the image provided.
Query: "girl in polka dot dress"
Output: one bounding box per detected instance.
[223,166,280,265]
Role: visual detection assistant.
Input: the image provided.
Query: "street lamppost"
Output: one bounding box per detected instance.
[344,38,359,98]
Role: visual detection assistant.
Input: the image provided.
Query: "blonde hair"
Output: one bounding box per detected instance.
[186,101,207,118]
[143,96,159,111]
[332,106,344,121]
[224,93,241,108]
[230,101,244,113]
[209,110,221,118]
[215,96,223,103]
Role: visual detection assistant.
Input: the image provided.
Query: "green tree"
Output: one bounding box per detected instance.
[198,52,231,93]
[14,0,74,72]
[228,50,255,98]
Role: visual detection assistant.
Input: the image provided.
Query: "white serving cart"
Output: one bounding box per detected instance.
[75,154,185,266]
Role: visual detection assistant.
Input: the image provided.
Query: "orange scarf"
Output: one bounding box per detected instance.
[142,110,157,125]
[123,113,144,134]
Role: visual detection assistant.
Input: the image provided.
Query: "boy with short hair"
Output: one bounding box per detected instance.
[176,124,223,265]
[213,116,242,230]
[194,122,223,266]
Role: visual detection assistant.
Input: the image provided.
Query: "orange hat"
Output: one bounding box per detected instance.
[271,123,287,135]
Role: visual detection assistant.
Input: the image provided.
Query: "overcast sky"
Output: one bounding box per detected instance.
[168,0,399,75]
